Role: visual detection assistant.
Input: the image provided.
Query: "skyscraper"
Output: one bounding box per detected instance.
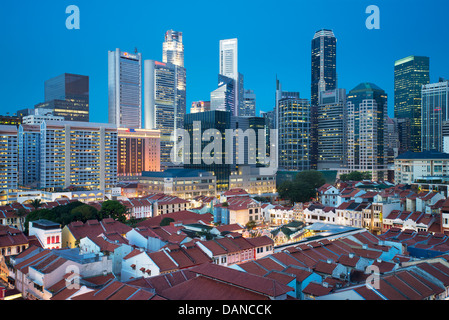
[242,89,256,117]
[218,38,244,116]
[108,48,142,129]
[183,110,233,191]
[210,74,236,114]
[421,79,449,152]
[317,88,346,170]
[394,55,430,152]
[35,73,89,122]
[311,29,337,170]
[346,83,388,181]
[163,30,184,67]
[144,30,186,170]
[278,96,310,171]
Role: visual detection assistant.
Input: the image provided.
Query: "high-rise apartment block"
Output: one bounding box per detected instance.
[37,121,118,191]
[346,83,388,181]
[394,55,430,152]
[35,73,89,122]
[0,125,18,192]
[108,48,142,129]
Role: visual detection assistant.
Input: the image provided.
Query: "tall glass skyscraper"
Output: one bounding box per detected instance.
[163,30,184,67]
[144,30,186,170]
[242,89,256,117]
[311,29,337,169]
[421,79,449,152]
[108,48,142,129]
[346,83,388,181]
[394,55,430,152]
[211,74,236,114]
[35,73,89,122]
[218,38,243,116]
[183,110,233,191]
[317,88,346,170]
[278,96,310,171]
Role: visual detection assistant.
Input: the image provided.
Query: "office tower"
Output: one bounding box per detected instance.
[386,117,400,164]
[278,96,310,171]
[241,89,256,117]
[117,128,161,176]
[220,38,238,79]
[191,101,211,113]
[183,110,233,191]
[144,59,186,170]
[346,83,388,181]
[108,48,142,129]
[395,117,411,155]
[218,38,244,116]
[311,29,337,170]
[261,110,276,131]
[144,31,186,170]
[210,74,236,114]
[0,115,21,126]
[231,116,267,167]
[183,110,268,191]
[317,88,346,170]
[394,56,430,152]
[35,73,89,122]
[39,121,118,190]
[0,125,18,191]
[163,30,184,67]
[421,79,449,152]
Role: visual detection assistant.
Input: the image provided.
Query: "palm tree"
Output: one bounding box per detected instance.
[30,199,42,212]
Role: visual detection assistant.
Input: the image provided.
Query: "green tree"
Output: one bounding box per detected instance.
[160,217,175,226]
[339,171,372,182]
[70,204,100,223]
[246,220,257,230]
[278,170,325,203]
[100,200,128,223]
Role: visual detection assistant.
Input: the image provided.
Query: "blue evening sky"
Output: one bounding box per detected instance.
[0,0,448,123]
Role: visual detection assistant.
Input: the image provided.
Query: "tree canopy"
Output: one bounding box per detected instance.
[277,170,325,203]
[99,200,128,223]
[339,171,372,182]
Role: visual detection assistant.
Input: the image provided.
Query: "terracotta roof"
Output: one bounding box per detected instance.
[137,211,213,228]
[302,282,332,296]
[223,188,250,197]
[0,225,30,248]
[177,263,293,299]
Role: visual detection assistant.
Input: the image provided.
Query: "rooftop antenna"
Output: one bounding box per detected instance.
[134,47,138,54]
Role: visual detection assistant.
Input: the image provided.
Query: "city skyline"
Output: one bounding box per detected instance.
[1,0,448,123]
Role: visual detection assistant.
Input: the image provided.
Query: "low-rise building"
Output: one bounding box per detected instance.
[213,196,262,226]
[28,220,62,250]
[394,150,449,185]
[122,169,217,199]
